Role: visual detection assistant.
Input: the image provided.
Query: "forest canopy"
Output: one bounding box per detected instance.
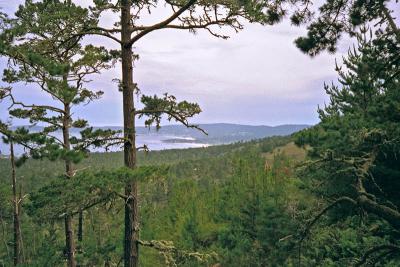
[0,0,399,266]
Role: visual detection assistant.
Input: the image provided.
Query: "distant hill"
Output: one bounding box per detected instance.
[10,123,310,144]
[145,123,310,143]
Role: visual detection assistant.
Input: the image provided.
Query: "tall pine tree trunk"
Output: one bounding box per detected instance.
[10,140,21,266]
[121,1,139,266]
[63,102,76,267]
[78,211,83,242]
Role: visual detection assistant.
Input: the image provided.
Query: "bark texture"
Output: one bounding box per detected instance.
[121,1,139,266]
[78,211,83,242]
[10,141,22,266]
[63,102,76,267]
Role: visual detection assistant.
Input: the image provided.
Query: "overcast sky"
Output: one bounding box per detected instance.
[0,0,350,126]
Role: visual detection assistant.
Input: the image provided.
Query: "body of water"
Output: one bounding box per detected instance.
[0,132,209,156]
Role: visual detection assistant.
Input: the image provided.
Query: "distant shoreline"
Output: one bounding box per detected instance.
[1,123,309,156]
[162,138,202,144]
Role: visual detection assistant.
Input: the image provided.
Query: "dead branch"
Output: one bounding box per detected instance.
[355,244,400,266]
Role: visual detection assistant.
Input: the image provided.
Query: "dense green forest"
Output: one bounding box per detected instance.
[1,136,307,266]
[1,0,400,266]
[2,130,399,266]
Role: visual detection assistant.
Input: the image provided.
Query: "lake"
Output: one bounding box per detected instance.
[0,132,210,156]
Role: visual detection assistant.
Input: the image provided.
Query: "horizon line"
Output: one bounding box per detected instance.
[10,122,313,128]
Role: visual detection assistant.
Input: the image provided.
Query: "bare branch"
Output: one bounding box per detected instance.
[135,109,207,135]
[80,30,122,44]
[4,89,65,114]
[115,192,129,200]
[75,136,127,150]
[128,0,196,45]
[355,244,400,266]
[60,194,113,218]
[58,27,122,48]
[136,145,149,152]
[300,196,357,243]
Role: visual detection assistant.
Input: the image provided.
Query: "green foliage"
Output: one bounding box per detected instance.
[0,0,122,162]
[1,130,399,265]
[89,0,312,33]
[215,150,305,266]
[300,217,399,266]
[138,139,310,266]
[294,0,399,55]
[296,27,400,200]
[138,93,202,130]
[0,183,11,219]
[27,166,168,221]
[294,23,400,265]
[1,135,306,266]
[0,0,398,266]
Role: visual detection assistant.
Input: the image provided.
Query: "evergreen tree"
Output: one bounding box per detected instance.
[293,0,400,55]
[0,121,61,265]
[2,128,22,266]
[0,2,120,266]
[295,24,400,264]
[3,0,324,264]
[72,1,315,265]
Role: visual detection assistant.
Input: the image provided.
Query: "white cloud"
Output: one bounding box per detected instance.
[0,1,351,126]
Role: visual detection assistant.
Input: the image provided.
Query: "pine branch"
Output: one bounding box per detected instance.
[300,196,357,243]
[58,27,122,47]
[136,109,207,135]
[128,0,197,45]
[133,11,242,40]
[135,93,206,135]
[3,89,65,114]
[78,30,122,44]
[355,244,400,266]
[59,194,114,218]
[379,3,400,43]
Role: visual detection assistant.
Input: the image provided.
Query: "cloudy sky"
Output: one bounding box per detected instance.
[0,0,349,126]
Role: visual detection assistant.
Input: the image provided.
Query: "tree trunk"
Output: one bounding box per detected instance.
[121,1,139,266]
[358,194,400,231]
[63,102,76,267]
[78,211,83,242]
[64,215,75,267]
[0,216,11,261]
[18,186,25,263]
[10,141,21,266]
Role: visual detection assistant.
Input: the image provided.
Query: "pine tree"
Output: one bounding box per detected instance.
[2,129,22,266]
[0,121,58,266]
[0,2,120,266]
[294,0,400,55]
[70,1,312,265]
[295,24,400,264]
